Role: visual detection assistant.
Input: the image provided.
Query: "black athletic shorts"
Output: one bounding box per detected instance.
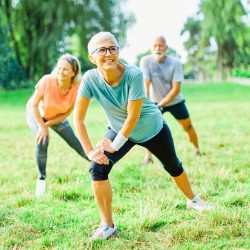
[160,100,189,120]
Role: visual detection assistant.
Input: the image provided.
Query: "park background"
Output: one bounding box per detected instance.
[0,0,249,249]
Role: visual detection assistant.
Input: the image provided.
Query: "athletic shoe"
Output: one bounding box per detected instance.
[142,157,154,165]
[187,195,213,211]
[35,179,46,197]
[90,223,119,241]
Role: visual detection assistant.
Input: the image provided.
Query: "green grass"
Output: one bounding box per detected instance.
[0,82,249,249]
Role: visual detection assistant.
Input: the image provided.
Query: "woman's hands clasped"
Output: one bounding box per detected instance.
[96,138,115,153]
[87,148,110,165]
[86,138,115,165]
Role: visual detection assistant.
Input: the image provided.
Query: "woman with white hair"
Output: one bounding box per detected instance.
[26,54,88,196]
[74,32,212,240]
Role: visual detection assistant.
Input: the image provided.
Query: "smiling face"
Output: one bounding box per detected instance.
[56,59,75,83]
[151,36,168,62]
[88,38,119,72]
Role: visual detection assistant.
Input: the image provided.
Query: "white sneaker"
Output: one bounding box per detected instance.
[90,223,119,241]
[35,179,46,197]
[187,195,213,211]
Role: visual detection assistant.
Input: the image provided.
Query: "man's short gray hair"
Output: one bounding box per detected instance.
[88,32,119,54]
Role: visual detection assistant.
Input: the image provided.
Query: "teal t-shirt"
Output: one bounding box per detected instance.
[78,64,163,143]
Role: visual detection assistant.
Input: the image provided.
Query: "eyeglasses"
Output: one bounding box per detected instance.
[91,46,119,56]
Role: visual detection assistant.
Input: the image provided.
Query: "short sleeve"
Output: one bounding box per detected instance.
[78,72,93,99]
[140,57,151,81]
[128,72,145,101]
[35,75,49,97]
[172,59,184,83]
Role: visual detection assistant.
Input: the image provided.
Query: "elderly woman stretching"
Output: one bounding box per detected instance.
[74,32,212,240]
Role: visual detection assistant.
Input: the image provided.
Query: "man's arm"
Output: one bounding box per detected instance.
[144,79,151,98]
[158,82,181,107]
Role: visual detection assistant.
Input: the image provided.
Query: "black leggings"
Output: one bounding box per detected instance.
[90,123,183,180]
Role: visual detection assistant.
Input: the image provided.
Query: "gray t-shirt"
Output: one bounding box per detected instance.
[78,64,163,143]
[140,55,185,106]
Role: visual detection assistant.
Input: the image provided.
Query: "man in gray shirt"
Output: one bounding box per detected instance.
[140,36,200,164]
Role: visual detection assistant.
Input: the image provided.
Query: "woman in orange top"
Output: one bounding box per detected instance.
[26,54,88,196]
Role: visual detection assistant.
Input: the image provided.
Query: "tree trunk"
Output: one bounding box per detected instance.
[225,66,231,81]
[4,0,24,69]
[216,53,223,81]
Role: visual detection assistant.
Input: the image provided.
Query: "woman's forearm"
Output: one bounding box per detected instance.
[74,118,93,155]
[32,106,47,129]
[45,109,72,127]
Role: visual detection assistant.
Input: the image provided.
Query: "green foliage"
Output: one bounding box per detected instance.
[0,83,249,248]
[182,0,250,80]
[1,0,135,88]
[232,65,250,78]
[0,11,27,89]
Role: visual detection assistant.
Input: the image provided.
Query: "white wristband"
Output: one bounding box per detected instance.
[111,131,128,151]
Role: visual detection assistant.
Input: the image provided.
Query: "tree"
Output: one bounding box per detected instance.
[182,0,250,80]
[200,0,248,79]
[1,0,134,83]
[0,4,26,89]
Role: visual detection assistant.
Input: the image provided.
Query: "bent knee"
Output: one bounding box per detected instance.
[89,161,113,181]
[163,161,184,177]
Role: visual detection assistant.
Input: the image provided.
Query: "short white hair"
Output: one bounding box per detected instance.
[88,32,119,54]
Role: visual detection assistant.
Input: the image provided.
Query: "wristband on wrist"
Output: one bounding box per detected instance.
[110,131,128,151]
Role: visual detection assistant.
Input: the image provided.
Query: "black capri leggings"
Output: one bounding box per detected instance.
[89,123,184,180]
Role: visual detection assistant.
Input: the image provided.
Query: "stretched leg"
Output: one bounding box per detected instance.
[51,120,88,160]
[92,180,113,226]
[90,129,135,230]
[177,118,200,154]
[143,149,153,165]
[36,137,49,180]
[141,123,194,199]
[25,109,49,180]
[172,171,194,200]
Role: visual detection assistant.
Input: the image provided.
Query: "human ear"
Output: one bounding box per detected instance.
[88,54,96,64]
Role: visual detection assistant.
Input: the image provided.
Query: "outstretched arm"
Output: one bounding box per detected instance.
[144,79,151,98]
[98,98,143,153]
[73,95,109,164]
[32,90,49,145]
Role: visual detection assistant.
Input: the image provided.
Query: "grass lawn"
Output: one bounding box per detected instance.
[0,82,249,249]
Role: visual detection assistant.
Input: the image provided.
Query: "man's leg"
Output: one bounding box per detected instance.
[167,101,200,155]
[177,117,200,154]
[143,149,154,165]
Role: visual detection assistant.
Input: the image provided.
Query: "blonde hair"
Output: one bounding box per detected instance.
[52,53,81,84]
[88,32,119,55]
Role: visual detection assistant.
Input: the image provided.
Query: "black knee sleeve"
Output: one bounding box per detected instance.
[163,161,184,177]
[89,161,114,181]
